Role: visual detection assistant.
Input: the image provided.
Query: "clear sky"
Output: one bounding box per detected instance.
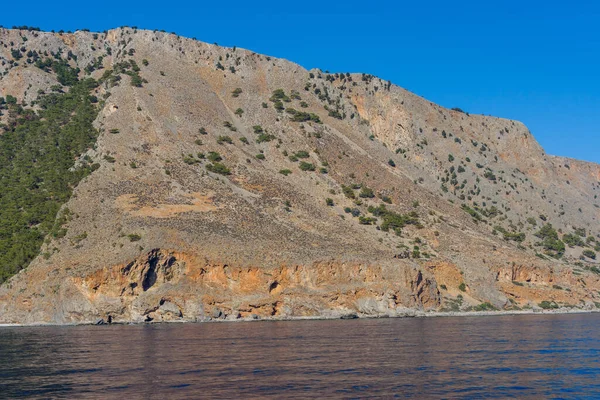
[2,0,599,163]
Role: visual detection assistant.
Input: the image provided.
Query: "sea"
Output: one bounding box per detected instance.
[1,313,600,399]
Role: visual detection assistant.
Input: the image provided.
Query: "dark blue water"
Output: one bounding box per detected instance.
[1,313,600,399]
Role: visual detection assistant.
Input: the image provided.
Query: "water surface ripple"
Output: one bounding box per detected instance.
[1,313,600,398]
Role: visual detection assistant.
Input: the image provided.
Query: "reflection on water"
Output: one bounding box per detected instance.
[1,313,600,398]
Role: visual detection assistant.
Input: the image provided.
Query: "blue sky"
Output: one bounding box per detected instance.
[2,0,599,163]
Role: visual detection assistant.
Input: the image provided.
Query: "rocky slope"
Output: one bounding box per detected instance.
[0,27,599,324]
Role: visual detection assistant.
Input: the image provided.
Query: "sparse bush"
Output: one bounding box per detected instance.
[359,216,377,225]
[223,121,237,131]
[207,152,222,162]
[563,233,584,247]
[294,150,310,159]
[359,186,374,198]
[539,300,559,310]
[583,249,596,260]
[299,161,315,171]
[217,135,233,145]
[206,162,231,175]
[342,185,356,199]
[128,234,142,242]
[368,205,419,235]
[473,302,497,311]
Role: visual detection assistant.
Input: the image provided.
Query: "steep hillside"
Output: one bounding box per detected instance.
[0,27,599,324]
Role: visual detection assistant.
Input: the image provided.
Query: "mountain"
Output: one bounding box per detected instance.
[0,26,598,324]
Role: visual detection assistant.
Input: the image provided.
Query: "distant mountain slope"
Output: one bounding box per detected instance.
[0,27,598,324]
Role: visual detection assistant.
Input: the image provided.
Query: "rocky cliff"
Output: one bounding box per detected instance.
[0,27,598,324]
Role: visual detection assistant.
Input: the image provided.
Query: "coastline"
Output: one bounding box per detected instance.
[1,307,598,328]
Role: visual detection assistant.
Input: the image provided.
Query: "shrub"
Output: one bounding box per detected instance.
[326,198,334,206]
[279,169,292,176]
[270,89,290,103]
[583,249,596,260]
[563,233,584,247]
[207,152,222,162]
[359,216,377,225]
[294,150,310,159]
[217,135,233,145]
[232,88,242,97]
[359,186,374,198]
[128,234,142,242]
[285,108,321,123]
[256,133,276,143]
[183,155,198,165]
[239,137,249,144]
[368,205,419,235]
[388,159,396,167]
[223,121,237,131]
[299,161,315,171]
[234,108,244,116]
[199,127,208,135]
[473,302,497,311]
[535,223,565,258]
[255,153,265,160]
[342,185,355,199]
[206,162,231,175]
[484,170,496,181]
[458,283,466,292]
[461,204,482,221]
[538,300,559,310]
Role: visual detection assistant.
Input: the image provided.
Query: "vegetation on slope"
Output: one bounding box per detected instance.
[0,68,100,283]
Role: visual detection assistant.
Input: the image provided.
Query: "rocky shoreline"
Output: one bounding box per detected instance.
[1,307,598,328]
